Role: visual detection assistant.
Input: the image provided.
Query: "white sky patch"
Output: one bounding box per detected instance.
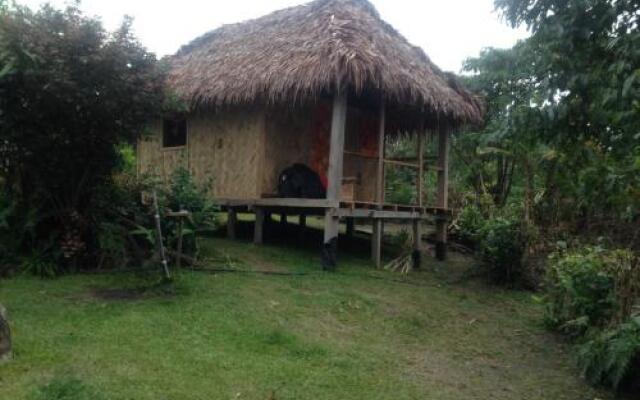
[16,0,529,73]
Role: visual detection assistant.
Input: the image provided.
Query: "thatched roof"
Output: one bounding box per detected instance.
[167,0,483,127]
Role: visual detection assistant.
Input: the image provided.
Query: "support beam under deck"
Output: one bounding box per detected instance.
[435,127,450,261]
[371,100,386,268]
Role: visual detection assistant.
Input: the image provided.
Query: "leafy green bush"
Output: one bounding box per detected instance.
[544,246,640,391]
[477,216,528,284]
[0,3,164,267]
[544,247,636,336]
[19,254,59,278]
[578,316,640,390]
[455,204,485,246]
[159,167,218,258]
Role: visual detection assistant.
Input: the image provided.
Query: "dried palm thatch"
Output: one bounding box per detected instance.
[167,0,483,127]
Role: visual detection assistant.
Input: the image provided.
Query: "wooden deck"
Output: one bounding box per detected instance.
[216,197,450,220]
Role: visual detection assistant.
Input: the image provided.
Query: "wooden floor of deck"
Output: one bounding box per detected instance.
[216,198,450,220]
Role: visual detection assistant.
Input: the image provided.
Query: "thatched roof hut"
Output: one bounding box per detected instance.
[166,0,482,129]
[139,0,483,268]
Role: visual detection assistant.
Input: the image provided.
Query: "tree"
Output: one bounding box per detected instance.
[0,4,165,263]
[495,0,640,242]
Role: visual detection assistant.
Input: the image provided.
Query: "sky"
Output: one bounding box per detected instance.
[16,0,529,73]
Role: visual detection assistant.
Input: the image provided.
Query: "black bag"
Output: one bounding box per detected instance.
[277,164,326,199]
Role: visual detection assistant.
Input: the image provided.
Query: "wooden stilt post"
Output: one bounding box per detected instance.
[322,90,348,271]
[412,219,421,268]
[372,100,386,267]
[413,128,425,268]
[372,220,382,267]
[299,214,307,241]
[346,218,355,238]
[417,129,424,208]
[254,208,265,245]
[435,127,450,261]
[227,208,237,240]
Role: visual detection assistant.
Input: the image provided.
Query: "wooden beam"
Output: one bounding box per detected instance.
[435,127,450,261]
[412,219,422,269]
[372,100,386,267]
[345,218,355,238]
[254,207,265,245]
[383,159,419,168]
[322,91,348,270]
[372,219,383,268]
[227,208,237,240]
[218,198,337,209]
[376,101,386,208]
[417,130,424,208]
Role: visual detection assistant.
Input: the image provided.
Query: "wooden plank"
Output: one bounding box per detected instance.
[383,159,419,168]
[344,150,377,160]
[254,207,265,244]
[337,209,423,219]
[227,208,237,240]
[216,198,337,208]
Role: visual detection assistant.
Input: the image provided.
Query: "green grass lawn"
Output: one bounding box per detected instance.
[0,229,613,400]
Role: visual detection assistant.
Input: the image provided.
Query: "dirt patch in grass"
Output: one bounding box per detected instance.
[87,287,145,301]
[84,284,176,302]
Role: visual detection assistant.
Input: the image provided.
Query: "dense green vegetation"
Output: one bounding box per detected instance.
[0,3,216,276]
[0,2,166,273]
[442,0,640,391]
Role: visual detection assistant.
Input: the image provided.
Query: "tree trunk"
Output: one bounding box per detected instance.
[0,305,11,362]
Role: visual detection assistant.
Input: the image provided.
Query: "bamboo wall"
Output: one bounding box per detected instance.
[137,108,265,200]
[261,106,315,196]
[136,104,378,203]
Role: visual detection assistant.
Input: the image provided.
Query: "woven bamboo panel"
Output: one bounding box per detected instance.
[261,105,315,196]
[137,109,264,200]
[137,121,187,183]
[190,109,264,199]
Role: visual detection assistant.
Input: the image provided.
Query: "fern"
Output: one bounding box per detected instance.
[578,316,640,389]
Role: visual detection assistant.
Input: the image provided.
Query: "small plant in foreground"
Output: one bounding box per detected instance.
[32,377,106,400]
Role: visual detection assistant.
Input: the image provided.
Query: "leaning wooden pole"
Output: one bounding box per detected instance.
[435,127,450,261]
[152,191,171,280]
[322,90,348,270]
[372,100,386,268]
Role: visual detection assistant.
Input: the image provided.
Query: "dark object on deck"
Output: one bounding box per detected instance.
[278,164,326,199]
[321,237,338,271]
[0,305,11,362]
